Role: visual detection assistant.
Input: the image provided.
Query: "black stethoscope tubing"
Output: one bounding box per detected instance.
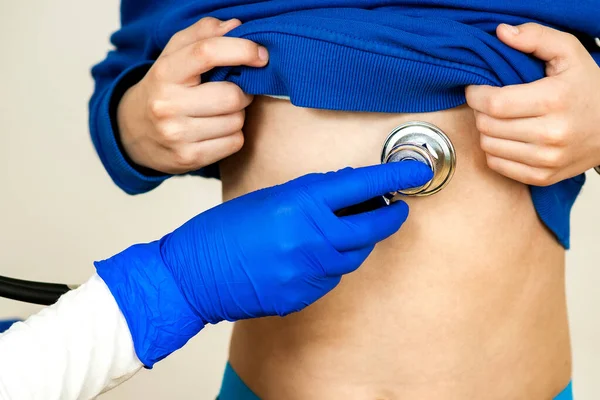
[0,275,73,305]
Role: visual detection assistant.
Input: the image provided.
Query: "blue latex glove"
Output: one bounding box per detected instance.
[96,161,432,367]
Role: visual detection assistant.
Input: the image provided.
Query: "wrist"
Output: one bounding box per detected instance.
[95,241,204,368]
[116,82,152,169]
[158,232,223,325]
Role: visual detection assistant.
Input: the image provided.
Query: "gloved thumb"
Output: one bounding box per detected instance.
[496,22,582,76]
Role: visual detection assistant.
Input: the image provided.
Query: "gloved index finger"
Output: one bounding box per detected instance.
[312,161,433,212]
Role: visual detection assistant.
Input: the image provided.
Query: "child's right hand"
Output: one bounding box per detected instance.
[116,17,269,174]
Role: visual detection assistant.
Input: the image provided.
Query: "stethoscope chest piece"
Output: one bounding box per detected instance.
[381,121,456,198]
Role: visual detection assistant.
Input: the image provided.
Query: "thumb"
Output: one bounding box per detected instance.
[497,22,581,73]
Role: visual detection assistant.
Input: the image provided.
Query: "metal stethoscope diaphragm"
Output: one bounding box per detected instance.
[335,121,456,218]
[381,121,456,200]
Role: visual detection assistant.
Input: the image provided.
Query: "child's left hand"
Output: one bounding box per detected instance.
[466,23,600,186]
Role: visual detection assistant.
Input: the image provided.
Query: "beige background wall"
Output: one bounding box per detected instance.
[0,1,598,399]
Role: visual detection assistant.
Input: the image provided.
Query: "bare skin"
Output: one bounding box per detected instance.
[220,96,570,400]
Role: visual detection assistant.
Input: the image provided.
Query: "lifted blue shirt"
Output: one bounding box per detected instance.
[89,0,600,248]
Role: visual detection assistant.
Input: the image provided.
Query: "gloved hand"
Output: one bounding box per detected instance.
[95,161,432,367]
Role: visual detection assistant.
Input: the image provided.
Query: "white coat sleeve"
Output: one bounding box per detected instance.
[0,273,143,400]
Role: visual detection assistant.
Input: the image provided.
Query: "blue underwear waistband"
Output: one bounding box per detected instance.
[218,363,573,400]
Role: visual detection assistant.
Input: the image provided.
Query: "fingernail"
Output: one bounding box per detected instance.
[258,46,269,61]
[502,23,520,35]
[220,18,239,27]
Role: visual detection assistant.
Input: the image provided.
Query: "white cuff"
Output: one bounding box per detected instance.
[0,273,143,400]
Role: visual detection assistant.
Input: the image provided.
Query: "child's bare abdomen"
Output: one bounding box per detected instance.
[220,96,570,400]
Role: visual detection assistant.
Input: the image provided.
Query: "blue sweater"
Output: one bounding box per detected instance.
[90,0,600,248]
